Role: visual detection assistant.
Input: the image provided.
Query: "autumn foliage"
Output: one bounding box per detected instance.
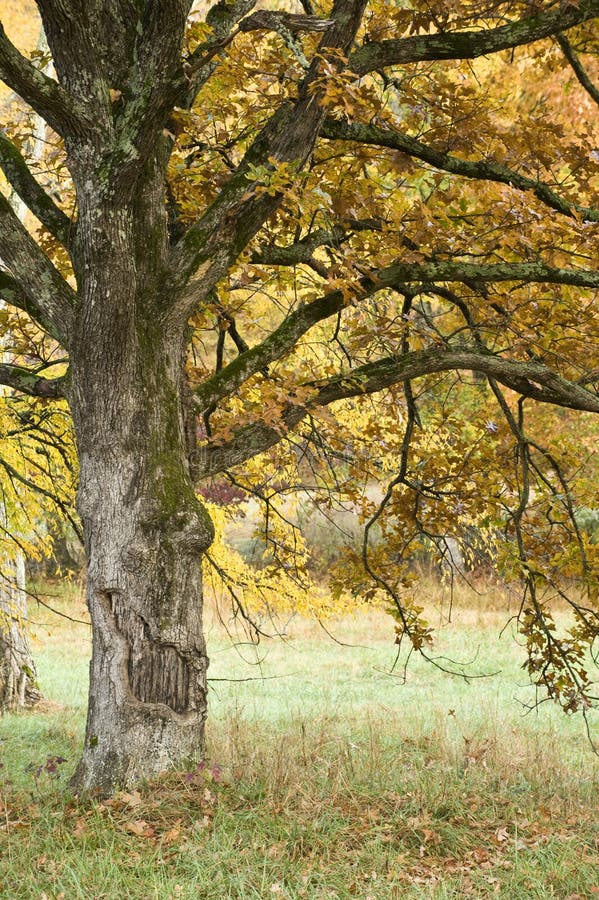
[0,0,598,787]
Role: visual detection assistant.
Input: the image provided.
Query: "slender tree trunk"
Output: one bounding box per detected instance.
[0,555,41,710]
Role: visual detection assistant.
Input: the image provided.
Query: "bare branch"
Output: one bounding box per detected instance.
[311,351,599,413]
[321,118,599,223]
[364,260,599,290]
[237,11,334,34]
[349,0,599,75]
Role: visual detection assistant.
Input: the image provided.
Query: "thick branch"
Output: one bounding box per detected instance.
[252,226,346,266]
[349,0,599,74]
[199,351,599,475]
[365,260,599,291]
[0,21,80,136]
[166,0,368,324]
[193,259,599,413]
[0,130,72,243]
[0,194,75,345]
[320,119,599,223]
[556,33,599,106]
[0,362,65,398]
[312,352,599,413]
[0,268,34,311]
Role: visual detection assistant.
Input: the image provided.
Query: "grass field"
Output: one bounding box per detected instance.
[0,579,597,898]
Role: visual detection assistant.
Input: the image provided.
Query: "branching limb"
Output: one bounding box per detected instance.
[197,350,599,475]
[0,362,65,398]
[165,0,368,325]
[0,20,81,137]
[321,119,599,223]
[0,130,72,244]
[0,193,75,345]
[349,0,599,75]
[311,351,599,414]
[193,259,599,414]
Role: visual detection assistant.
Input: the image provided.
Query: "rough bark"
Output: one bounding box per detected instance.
[69,309,214,792]
[67,156,214,791]
[0,555,41,710]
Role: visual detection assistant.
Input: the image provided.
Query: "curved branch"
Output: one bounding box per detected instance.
[349,0,599,75]
[312,351,599,412]
[556,32,599,106]
[198,350,599,475]
[0,362,65,398]
[193,258,599,413]
[0,21,80,137]
[368,260,599,290]
[320,118,599,223]
[0,194,75,345]
[0,130,72,244]
[0,268,33,308]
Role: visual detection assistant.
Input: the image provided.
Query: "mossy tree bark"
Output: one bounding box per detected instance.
[67,151,214,792]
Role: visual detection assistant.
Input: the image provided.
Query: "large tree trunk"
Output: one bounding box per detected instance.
[68,165,214,793]
[0,555,41,710]
[69,337,214,792]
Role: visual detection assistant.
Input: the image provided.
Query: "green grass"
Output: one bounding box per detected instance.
[0,580,597,898]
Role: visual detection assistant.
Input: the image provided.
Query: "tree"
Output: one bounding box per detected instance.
[0,0,598,792]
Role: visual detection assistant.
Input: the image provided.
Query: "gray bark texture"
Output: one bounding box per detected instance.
[67,173,215,792]
[0,555,41,710]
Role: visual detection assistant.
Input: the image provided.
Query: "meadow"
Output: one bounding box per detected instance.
[0,579,597,898]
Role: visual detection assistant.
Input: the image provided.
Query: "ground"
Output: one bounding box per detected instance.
[0,579,597,898]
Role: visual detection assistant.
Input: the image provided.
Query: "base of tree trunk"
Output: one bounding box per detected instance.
[70,707,206,794]
[69,557,210,795]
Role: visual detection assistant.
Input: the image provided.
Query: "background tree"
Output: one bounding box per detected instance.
[0,0,598,792]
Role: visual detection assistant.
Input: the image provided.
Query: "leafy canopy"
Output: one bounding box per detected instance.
[0,0,598,714]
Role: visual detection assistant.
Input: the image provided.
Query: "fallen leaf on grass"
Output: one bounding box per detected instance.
[123,819,155,837]
[162,826,181,844]
[72,817,87,838]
